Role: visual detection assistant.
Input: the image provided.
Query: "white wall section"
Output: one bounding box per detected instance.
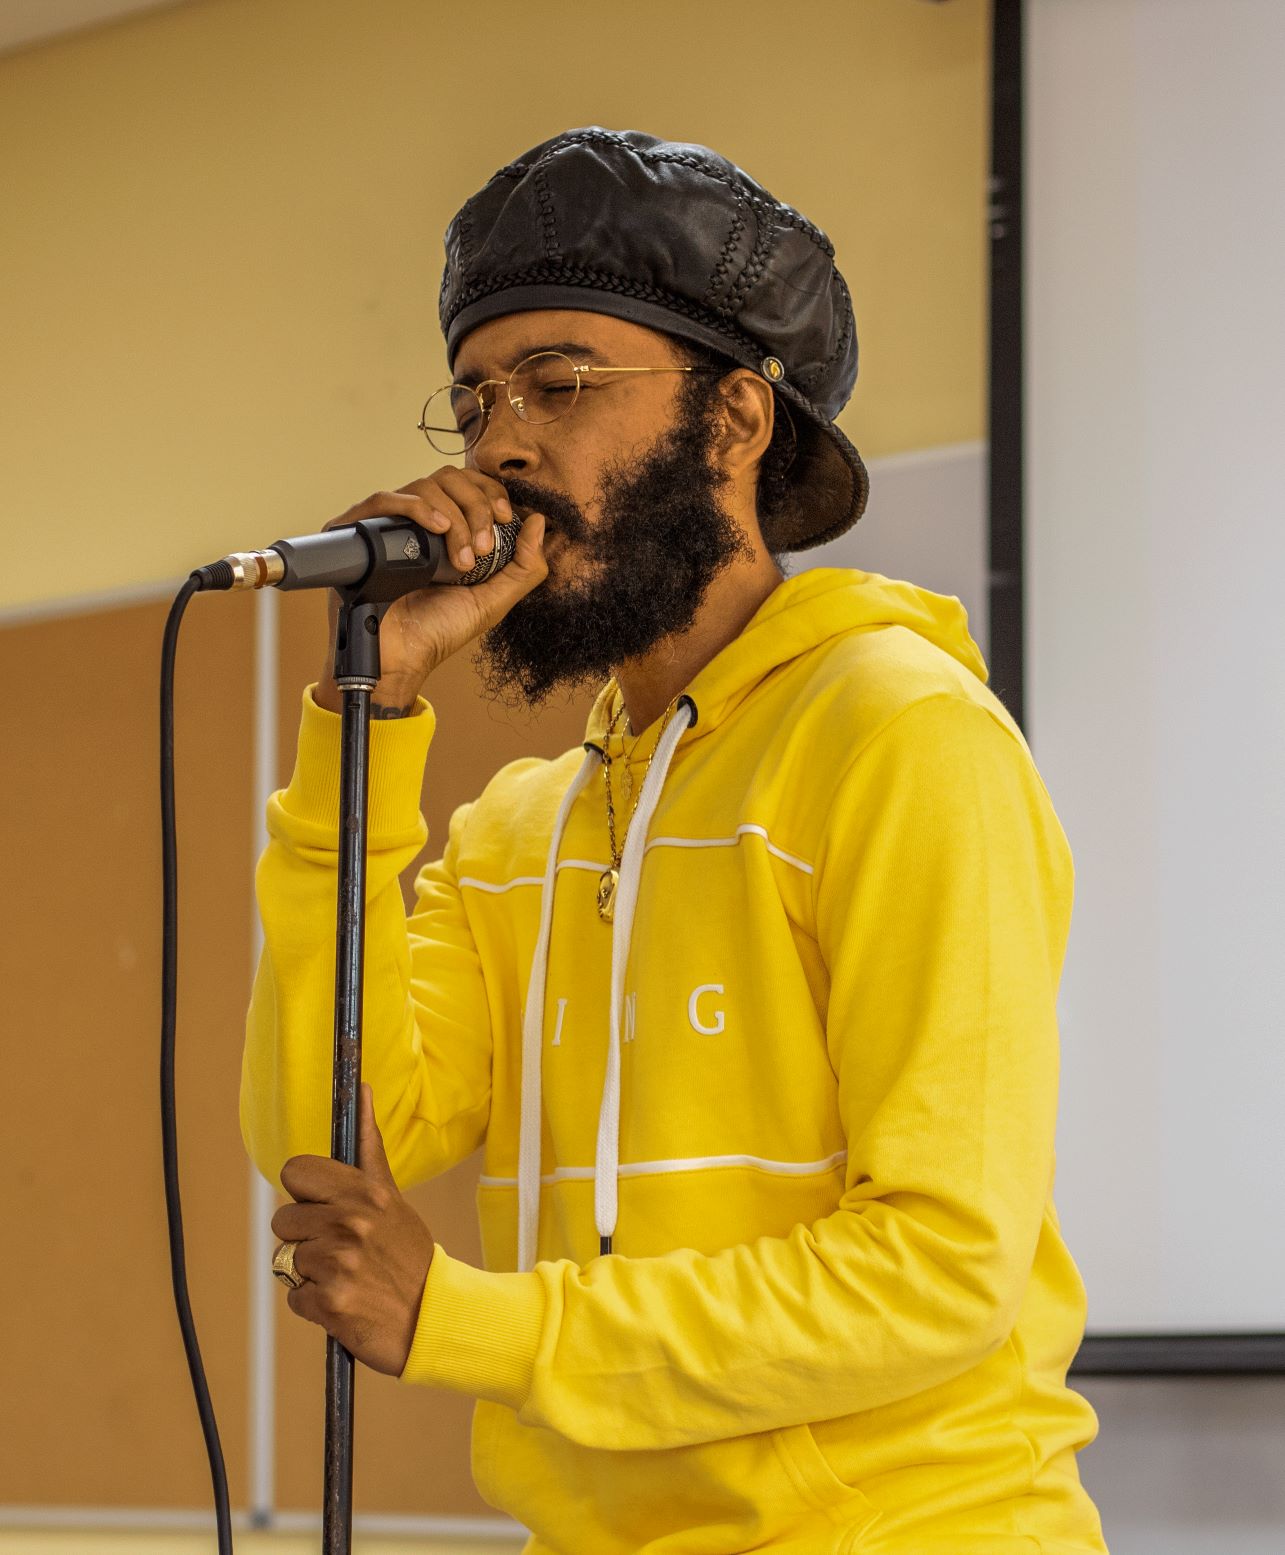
[1028,0,1285,1334]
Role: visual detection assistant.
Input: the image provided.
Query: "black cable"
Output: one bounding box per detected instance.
[161,566,235,1552]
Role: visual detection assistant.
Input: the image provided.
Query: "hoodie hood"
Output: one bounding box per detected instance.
[583,566,987,753]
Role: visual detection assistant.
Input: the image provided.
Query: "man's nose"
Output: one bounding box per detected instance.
[471,392,539,474]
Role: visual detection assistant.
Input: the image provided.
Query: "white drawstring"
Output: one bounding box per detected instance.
[516,749,599,1272]
[593,697,696,1252]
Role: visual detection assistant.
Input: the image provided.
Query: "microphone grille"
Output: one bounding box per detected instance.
[457,517,520,587]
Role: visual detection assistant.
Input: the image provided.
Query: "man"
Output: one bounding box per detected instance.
[241,128,1110,1553]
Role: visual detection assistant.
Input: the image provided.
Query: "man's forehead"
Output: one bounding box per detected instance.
[452,310,669,380]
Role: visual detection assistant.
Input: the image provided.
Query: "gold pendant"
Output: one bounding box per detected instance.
[597,867,619,922]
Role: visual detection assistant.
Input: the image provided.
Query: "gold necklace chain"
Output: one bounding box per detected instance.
[597,691,681,923]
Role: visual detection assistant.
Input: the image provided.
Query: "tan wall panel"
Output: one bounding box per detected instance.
[1,593,255,1504]
[0,0,988,611]
[270,594,594,1512]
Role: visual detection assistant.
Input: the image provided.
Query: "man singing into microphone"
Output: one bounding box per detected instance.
[241,128,1109,1553]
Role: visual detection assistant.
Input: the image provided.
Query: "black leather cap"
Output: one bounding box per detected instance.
[439,127,869,552]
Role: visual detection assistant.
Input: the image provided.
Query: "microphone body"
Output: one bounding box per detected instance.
[201,515,517,597]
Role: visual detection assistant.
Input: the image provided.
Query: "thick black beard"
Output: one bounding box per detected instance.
[475,382,756,711]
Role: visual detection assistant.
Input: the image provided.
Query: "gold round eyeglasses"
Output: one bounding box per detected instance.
[417,350,726,455]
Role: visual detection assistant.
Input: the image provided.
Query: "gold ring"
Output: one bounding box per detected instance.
[272,1239,305,1290]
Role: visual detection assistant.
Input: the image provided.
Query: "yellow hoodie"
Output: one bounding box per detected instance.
[242,567,1109,1555]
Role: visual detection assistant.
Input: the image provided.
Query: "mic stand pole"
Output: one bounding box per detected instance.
[323,587,390,1555]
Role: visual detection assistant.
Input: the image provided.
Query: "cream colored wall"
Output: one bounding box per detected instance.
[0,0,988,612]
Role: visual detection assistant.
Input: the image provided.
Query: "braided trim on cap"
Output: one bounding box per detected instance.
[447,260,770,360]
[725,194,777,319]
[455,207,477,281]
[701,191,748,314]
[491,152,538,183]
[439,208,474,307]
[532,164,560,262]
[749,193,835,258]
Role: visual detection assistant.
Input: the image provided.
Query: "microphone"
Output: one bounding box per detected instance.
[193,514,519,598]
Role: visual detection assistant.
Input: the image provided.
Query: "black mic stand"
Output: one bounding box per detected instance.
[254,513,514,1550]
[178,514,517,1551]
[323,585,390,1555]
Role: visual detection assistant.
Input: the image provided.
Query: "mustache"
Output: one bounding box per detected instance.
[500,478,589,542]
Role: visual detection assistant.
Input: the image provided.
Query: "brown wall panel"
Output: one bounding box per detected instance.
[1,593,256,1505]
[272,591,595,872]
[270,593,595,1512]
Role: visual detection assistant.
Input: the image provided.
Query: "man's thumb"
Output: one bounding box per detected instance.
[358,1082,395,1183]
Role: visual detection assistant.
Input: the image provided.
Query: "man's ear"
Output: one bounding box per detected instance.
[715,370,775,478]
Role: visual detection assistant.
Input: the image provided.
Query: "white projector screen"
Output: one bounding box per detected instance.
[1027,0,1285,1332]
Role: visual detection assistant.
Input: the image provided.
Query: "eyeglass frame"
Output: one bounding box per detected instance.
[417,351,729,453]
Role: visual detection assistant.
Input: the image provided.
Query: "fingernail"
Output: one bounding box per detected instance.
[496,497,512,517]
[459,545,476,570]
[429,509,451,530]
[477,526,493,553]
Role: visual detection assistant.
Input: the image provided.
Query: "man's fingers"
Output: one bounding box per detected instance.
[433,466,513,561]
[325,490,429,532]
[389,467,511,572]
[286,1283,319,1322]
[270,1199,329,1242]
[357,1082,396,1185]
[512,510,547,569]
[280,1152,359,1203]
[320,470,513,578]
[468,512,547,609]
[313,476,548,701]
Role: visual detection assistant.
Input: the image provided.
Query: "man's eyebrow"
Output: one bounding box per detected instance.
[454,341,606,387]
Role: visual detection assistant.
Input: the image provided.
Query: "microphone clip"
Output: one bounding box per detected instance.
[332,591,390,690]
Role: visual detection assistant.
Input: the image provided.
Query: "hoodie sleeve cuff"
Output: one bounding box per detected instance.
[400,1244,546,1409]
[270,684,436,850]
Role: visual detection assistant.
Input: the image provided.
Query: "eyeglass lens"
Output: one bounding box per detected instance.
[419,351,581,454]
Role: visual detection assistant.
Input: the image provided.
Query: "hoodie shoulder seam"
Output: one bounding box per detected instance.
[806,691,1017,919]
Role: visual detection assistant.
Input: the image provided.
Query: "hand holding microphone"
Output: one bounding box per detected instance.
[202,466,549,714]
[313,469,547,713]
